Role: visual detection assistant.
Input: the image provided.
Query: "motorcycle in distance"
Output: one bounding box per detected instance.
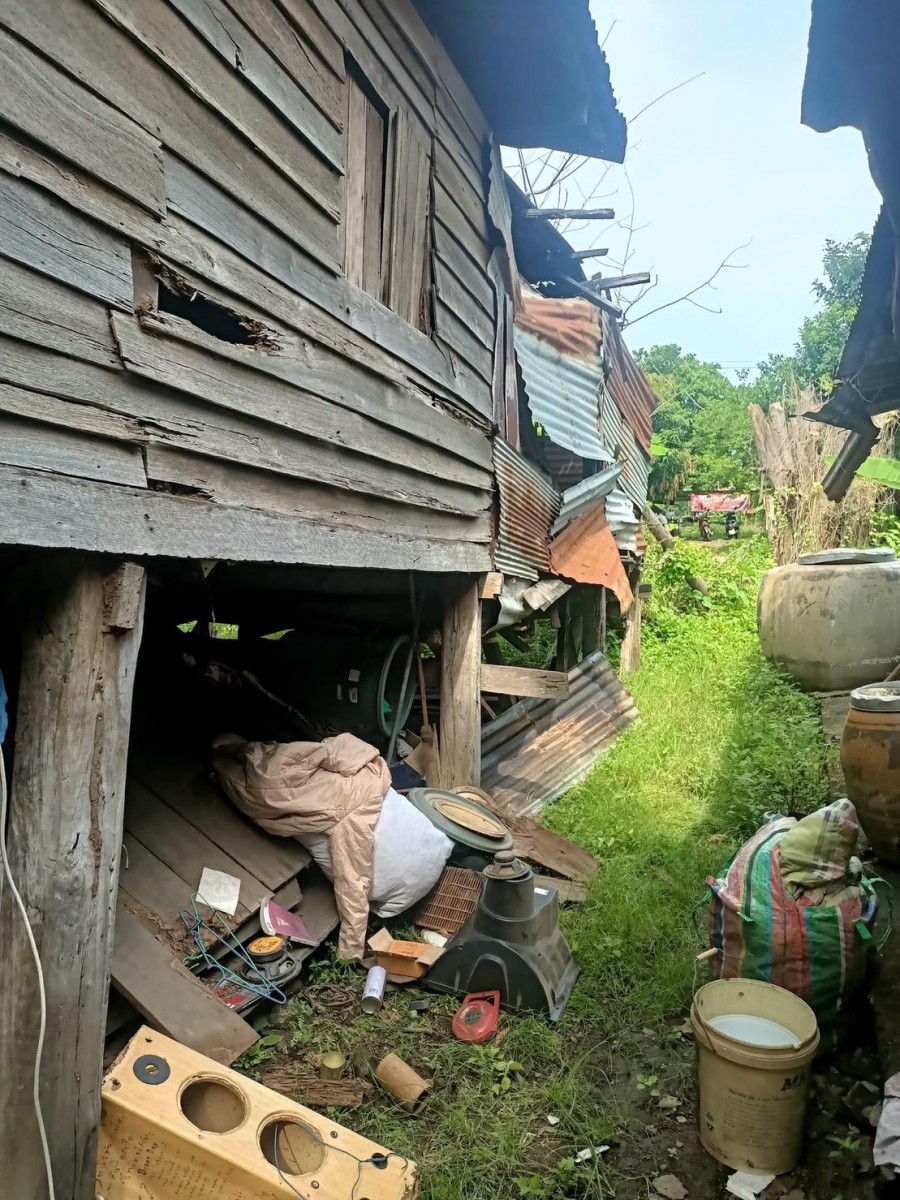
[725,512,740,539]
[698,512,713,541]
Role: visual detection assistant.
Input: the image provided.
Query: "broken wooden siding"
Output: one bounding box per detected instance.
[0,0,500,571]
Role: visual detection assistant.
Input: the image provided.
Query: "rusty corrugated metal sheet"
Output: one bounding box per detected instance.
[481,650,639,818]
[516,329,613,462]
[493,437,560,581]
[600,389,650,511]
[601,314,657,452]
[517,294,600,358]
[549,502,634,610]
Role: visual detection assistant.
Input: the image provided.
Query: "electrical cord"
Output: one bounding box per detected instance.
[272,1116,413,1200]
[0,743,55,1200]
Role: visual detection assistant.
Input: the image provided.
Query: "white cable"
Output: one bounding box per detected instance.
[0,744,55,1199]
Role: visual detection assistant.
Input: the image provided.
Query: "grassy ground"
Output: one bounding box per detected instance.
[244,537,833,1199]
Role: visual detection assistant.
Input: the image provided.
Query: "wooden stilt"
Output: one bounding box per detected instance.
[620,592,642,674]
[439,581,481,788]
[0,555,145,1199]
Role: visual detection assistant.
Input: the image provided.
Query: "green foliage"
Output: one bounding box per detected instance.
[842,454,900,490]
[637,344,758,498]
[754,231,870,407]
[871,511,900,554]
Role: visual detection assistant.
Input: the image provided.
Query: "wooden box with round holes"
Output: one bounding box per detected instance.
[97,1026,418,1199]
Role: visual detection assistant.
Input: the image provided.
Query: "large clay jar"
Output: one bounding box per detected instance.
[841,683,900,865]
[758,548,900,691]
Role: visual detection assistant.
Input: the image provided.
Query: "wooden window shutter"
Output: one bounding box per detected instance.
[387,109,432,328]
[343,71,388,302]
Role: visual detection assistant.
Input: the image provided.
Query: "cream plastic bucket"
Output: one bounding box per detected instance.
[691,979,819,1174]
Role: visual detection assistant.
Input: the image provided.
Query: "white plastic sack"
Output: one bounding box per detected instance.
[299,788,452,918]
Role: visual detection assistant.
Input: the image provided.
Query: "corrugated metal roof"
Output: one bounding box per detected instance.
[551,463,624,536]
[605,487,639,553]
[516,329,613,463]
[600,391,650,511]
[481,650,639,818]
[601,315,657,453]
[518,295,600,358]
[549,502,634,610]
[493,437,560,581]
[413,0,627,162]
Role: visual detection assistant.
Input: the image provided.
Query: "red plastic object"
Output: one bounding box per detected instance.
[452,991,501,1043]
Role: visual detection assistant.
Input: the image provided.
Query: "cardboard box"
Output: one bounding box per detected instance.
[368,928,444,982]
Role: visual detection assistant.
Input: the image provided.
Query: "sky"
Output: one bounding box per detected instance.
[532,1,881,377]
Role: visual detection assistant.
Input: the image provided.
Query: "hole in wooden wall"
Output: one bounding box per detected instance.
[157,282,262,346]
[179,1077,248,1133]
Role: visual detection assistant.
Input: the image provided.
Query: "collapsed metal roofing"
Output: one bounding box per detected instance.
[413,0,627,162]
[514,295,653,515]
[481,650,639,818]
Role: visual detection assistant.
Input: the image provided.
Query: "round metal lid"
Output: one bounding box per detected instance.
[797,548,896,566]
[407,788,514,852]
[850,683,900,712]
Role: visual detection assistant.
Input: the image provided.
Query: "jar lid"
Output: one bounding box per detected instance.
[798,548,896,566]
[850,682,900,712]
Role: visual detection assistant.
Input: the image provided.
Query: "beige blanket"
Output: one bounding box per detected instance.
[213,732,390,959]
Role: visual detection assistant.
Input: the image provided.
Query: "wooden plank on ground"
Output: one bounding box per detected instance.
[481,664,570,700]
[479,794,599,880]
[0,256,121,368]
[0,26,165,215]
[532,874,588,904]
[129,735,309,890]
[0,414,146,487]
[120,834,197,927]
[0,172,132,309]
[112,900,257,1064]
[124,780,272,921]
[168,0,342,168]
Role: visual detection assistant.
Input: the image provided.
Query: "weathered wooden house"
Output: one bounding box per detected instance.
[0,0,629,1193]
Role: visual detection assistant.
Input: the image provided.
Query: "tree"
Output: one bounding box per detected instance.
[637,345,758,500]
[754,232,870,407]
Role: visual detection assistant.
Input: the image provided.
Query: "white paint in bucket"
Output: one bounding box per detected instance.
[707,1013,800,1049]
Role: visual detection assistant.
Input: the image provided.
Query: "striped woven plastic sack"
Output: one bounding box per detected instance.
[706,812,878,1052]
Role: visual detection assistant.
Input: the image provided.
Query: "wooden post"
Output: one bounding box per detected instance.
[620,593,642,675]
[0,556,146,1199]
[439,581,481,788]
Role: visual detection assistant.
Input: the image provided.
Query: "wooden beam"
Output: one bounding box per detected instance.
[0,556,146,1199]
[562,276,623,319]
[620,592,642,674]
[589,271,652,290]
[524,207,615,221]
[480,663,570,700]
[570,247,609,261]
[478,571,503,600]
[439,583,482,788]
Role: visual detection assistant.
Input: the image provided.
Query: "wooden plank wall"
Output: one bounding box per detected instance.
[0,0,503,573]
